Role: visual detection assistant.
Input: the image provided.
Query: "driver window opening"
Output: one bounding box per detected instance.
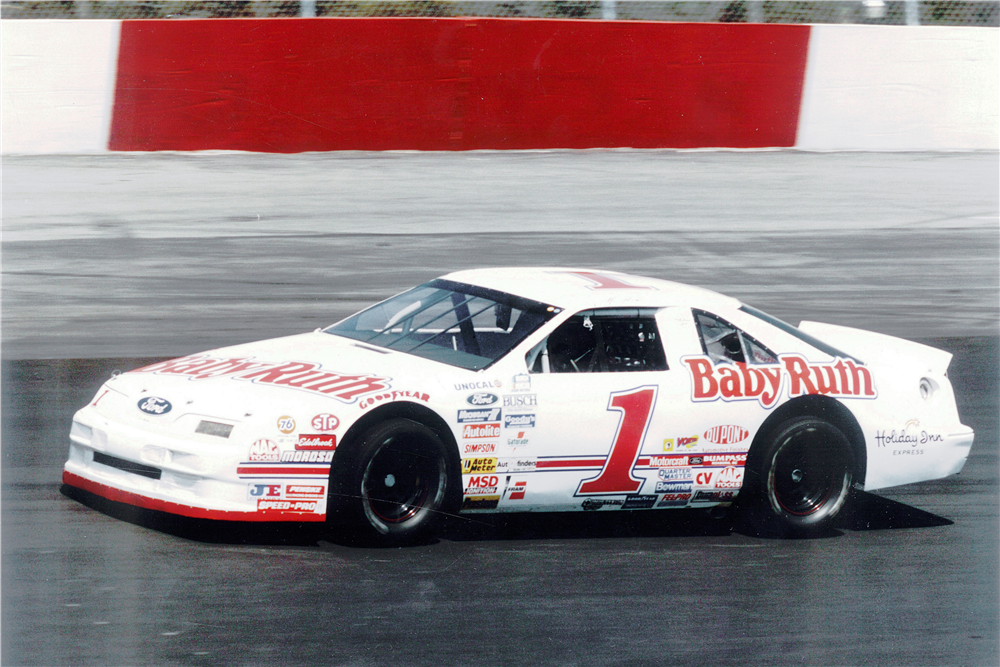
[527,309,668,373]
[693,309,776,365]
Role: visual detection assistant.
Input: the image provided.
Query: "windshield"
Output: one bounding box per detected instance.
[325,279,559,370]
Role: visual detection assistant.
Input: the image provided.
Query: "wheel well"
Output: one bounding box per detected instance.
[746,395,867,487]
[339,402,460,463]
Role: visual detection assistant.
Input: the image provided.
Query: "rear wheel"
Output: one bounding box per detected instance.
[740,417,854,537]
[329,418,455,545]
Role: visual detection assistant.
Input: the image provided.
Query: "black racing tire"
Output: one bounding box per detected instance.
[329,418,456,546]
[739,416,854,537]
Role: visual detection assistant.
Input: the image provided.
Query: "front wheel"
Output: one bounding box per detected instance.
[329,418,456,545]
[740,417,854,537]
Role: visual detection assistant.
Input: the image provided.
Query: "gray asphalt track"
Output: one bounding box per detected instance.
[2,151,998,666]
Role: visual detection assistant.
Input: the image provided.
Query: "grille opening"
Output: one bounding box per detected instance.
[196,420,234,438]
[93,451,162,480]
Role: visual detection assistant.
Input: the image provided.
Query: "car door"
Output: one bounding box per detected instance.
[496,307,684,512]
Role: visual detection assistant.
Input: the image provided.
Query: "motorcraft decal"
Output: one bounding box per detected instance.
[682,354,877,409]
[132,355,390,403]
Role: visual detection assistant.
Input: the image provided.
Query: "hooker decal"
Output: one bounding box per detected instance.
[683,354,876,409]
[132,355,389,403]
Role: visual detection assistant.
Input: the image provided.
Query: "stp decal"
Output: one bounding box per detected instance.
[311,414,339,431]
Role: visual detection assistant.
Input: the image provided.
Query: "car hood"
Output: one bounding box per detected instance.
[104,331,457,420]
[797,321,952,375]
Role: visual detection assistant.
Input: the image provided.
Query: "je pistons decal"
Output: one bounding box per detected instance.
[137,397,172,415]
[683,354,876,409]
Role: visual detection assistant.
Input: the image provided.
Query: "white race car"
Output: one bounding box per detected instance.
[63,268,974,542]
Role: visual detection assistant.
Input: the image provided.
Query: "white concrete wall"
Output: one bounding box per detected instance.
[798,25,999,150]
[2,20,120,154]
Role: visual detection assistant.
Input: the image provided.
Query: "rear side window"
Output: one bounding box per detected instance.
[694,310,777,365]
[529,308,668,373]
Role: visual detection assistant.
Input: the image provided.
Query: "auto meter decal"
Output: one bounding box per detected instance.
[131,355,390,403]
[137,397,172,415]
[682,354,877,408]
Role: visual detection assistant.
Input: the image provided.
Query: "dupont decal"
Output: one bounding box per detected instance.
[683,355,876,408]
[462,457,498,474]
[504,414,536,429]
[248,439,280,462]
[358,390,430,409]
[132,355,390,403]
[311,414,339,431]
[663,435,698,452]
[703,425,749,445]
[457,407,502,423]
[295,434,336,451]
[467,392,499,406]
[277,416,296,434]
[137,397,172,415]
[463,423,501,439]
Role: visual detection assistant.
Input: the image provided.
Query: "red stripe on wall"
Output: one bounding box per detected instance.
[110,18,810,152]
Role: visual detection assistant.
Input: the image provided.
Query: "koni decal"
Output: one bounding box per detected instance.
[132,355,390,403]
[683,354,877,408]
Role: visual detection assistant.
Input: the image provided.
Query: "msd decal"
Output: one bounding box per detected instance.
[132,355,389,403]
[704,425,748,445]
[464,475,500,495]
[683,355,877,408]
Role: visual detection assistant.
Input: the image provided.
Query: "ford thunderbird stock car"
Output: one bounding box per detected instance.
[63,268,974,542]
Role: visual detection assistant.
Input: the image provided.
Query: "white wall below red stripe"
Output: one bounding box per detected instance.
[2,19,996,153]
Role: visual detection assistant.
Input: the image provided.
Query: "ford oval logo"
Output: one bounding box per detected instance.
[467,392,499,406]
[138,397,172,415]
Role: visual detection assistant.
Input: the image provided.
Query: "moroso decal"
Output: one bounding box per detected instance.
[683,355,877,408]
[280,450,334,463]
[703,425,748,445]
[132,355,389,403]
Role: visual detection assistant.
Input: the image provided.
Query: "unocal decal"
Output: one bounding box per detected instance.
[682,354,876,409]
[132,355,390,403]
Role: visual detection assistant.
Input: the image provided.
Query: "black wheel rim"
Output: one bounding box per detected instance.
[362,438,442,525]
[769,426,850,518]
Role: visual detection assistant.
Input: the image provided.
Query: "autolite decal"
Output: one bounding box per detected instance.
[132,355,389,403]
[703,425,749,445]
[463,424,500,439]
[683,354,876,409]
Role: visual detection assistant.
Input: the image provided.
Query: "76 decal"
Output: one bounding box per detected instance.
[577,387,657,496]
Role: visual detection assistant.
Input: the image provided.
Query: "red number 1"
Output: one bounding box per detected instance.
[577,386,657,495]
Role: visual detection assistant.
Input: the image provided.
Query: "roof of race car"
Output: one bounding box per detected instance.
[441,267,741,311]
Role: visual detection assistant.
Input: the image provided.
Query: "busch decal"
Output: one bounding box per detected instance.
[683,355,876,409]
[132,355,389,403]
